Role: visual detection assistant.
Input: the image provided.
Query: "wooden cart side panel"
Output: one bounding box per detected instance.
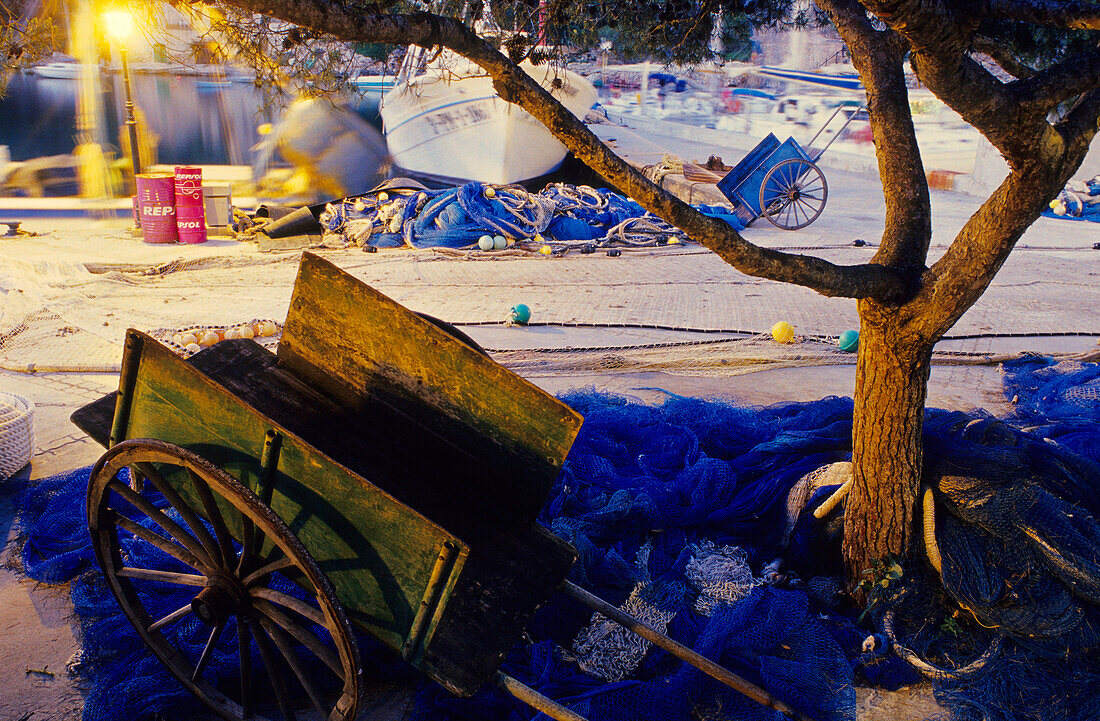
[277,253,583,525]
[420,523,576,696]
[120,332,468,656]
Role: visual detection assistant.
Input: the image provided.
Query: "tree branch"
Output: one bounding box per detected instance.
[1054,88,1100,157]
[860,0,1057,170]
[1011,47,1100,112]
[916,91,1100,338]
[971,34,1036,79]
[206,0,907,301]
[984,0,1100,30]
[818,0,930,278]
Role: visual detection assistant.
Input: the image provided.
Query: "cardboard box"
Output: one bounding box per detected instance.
[203,183,232,234]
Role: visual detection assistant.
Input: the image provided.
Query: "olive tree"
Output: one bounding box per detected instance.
[16,0,1096,589]
[214,0,1100,587]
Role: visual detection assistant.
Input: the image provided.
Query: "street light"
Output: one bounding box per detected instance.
[103,8,142,176]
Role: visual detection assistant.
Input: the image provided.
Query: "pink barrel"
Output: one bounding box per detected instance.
[136,173,178,244]
[174,166,207,244]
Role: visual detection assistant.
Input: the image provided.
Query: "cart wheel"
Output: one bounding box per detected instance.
[759,158,828,230]
[87,439,362,721]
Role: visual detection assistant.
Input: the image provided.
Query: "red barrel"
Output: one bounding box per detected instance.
[174,166,207,244]
[136,173,178,244]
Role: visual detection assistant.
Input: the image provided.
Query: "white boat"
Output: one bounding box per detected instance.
[30,62,100,79]
[351,76,396,94]
[380,52,597,185]
[753,64,864,91]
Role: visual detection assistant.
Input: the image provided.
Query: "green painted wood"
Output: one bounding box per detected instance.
[278,253,583,526]
[72,248,591,696]
[118,331,468,655]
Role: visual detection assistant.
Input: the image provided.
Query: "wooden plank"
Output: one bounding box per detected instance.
[117,331,469,655]
[420,522,576,695]
[278,252,583,526]
[71,391,116,448]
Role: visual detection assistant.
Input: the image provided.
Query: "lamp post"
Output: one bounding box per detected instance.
[104,8,142,176]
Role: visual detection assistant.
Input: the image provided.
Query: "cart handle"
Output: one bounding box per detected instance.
[560,580,816,721]
[807,104,866,163]
[495,672,588,721]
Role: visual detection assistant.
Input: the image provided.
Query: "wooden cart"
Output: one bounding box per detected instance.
[716,104,864,230]
[72,253,811,721]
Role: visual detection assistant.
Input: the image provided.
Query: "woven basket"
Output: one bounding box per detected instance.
[0,392,35,480]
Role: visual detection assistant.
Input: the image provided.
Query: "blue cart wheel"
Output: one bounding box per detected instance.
[759,158,828,230]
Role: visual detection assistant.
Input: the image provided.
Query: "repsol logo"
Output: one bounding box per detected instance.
[178,221,203,229]
[142,205,176,217]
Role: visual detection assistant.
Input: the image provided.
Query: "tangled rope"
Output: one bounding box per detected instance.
[883,588,1006,681]
[316,181,745,252]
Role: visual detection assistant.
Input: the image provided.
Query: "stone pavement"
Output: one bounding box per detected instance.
[1,128,1098,720]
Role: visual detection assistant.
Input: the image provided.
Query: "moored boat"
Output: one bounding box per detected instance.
[380,52,596,185]
[30,62,100,79]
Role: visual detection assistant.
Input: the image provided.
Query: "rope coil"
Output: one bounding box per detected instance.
[884,589,1005,681]
[0,392,34,480]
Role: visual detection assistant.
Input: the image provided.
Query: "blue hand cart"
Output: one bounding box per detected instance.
[717,104,864,230]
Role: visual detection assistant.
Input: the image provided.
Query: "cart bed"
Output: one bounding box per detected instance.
[717,133,813,224]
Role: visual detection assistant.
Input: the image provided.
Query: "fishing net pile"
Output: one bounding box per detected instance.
[12,357,1100,721]
[315,181,744,251]
[1044,175,1100,222]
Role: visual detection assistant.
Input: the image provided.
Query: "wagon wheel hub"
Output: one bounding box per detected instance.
[192,573,250,626]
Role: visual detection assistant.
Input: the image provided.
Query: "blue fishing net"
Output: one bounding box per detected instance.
[317,181,745,250]
[12,357,1100,721]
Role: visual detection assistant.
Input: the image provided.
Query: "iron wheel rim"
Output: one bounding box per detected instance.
[759,158,828,230]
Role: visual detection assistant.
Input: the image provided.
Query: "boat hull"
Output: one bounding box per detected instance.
[381,63,596,185]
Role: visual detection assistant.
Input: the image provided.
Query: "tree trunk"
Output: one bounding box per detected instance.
[843,301,933,589]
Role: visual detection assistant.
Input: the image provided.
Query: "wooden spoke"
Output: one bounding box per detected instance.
[117,567,208,587]
[251,598,343,676]
[250,587,326,627]
[133,461,222,565]
[192,621,226,682]
[237,508,257,576]
[241,556,295,588]
[148,602,194,633]
[109,480,214,568]
[765,197,792,216]
[188,469,237,568]
[255,614,329,719]
[112,511,211,574]
[238,618,253,720]
[252,620,297,721]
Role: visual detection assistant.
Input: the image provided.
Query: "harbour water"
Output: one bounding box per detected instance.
[0,71,383,166]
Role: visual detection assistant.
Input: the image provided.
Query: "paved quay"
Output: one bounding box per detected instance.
[1,124,1098,720]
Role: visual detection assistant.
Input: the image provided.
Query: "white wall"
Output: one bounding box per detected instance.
[967,133,1100,197]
